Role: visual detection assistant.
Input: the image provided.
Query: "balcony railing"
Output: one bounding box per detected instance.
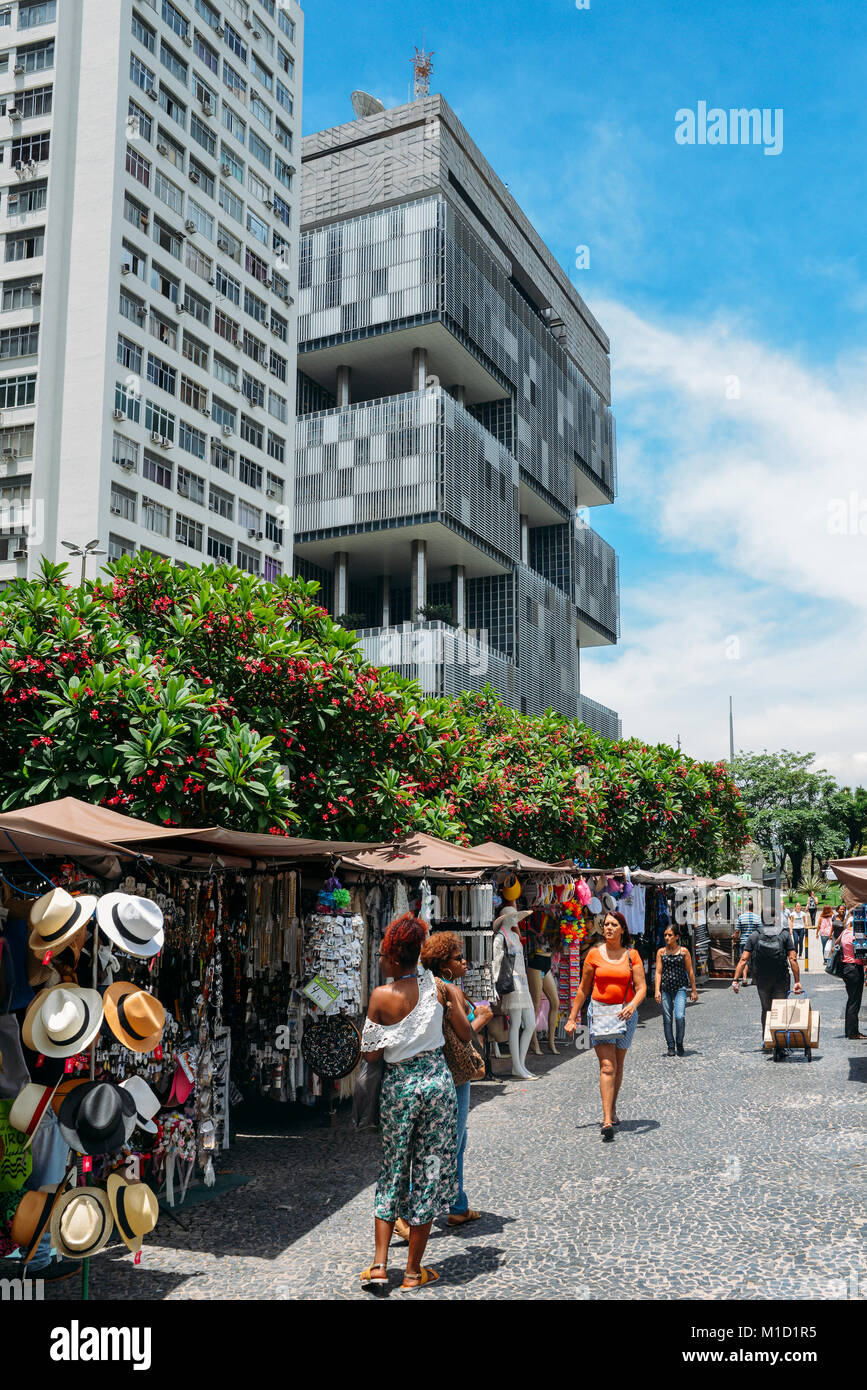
[357,619,518,702]
[294,388,520,561]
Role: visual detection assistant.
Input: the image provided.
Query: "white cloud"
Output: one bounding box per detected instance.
[581,301,867,783]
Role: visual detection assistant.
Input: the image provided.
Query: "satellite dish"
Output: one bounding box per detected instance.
[351,90,386,119]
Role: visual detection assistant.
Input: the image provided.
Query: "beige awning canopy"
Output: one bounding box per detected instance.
[340,831,509,879]
[830,857,867,904]
[471,841,570,874]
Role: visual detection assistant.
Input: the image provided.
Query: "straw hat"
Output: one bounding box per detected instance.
[50,1186,113,1260]
[57,1079,137,1156]
[106,1174,159,1254]
[21,984,104,1058]
[120,1075,160,1135]
[10,1180,67,1263]
[492,907,532,932]
[96,894,164,960]
[8,1081,59,1146]
[104,984,165,1054]
[28,889,97,959]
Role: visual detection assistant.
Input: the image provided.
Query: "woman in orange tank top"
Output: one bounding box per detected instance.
[564,911,647,1141]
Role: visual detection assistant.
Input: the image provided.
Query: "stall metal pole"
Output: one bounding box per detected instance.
[81,915,99,1302]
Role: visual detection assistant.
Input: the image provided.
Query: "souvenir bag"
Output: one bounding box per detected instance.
[824,938,845,978]
[588,949,635,1039]
[351,1058,382,1130]
[437,983,485,1086]
[495,931,516,997]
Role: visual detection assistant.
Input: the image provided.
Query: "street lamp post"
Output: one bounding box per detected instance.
[61,539,107,586]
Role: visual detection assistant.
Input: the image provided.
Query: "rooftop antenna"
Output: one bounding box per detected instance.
[411,44,434,100]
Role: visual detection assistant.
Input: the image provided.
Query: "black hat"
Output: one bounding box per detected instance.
[57,1079,137,1156]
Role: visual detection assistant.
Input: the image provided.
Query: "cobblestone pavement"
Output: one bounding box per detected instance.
[41,936,867,1301]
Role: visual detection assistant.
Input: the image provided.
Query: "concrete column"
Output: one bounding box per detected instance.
[452,384,467,406]
[412,346,428,394]
[333,551,349,618]
[452,564,466,627]
[520,514,530,565]
[336,365,351,407]
[379,574,391,628]
[410,539,427,619]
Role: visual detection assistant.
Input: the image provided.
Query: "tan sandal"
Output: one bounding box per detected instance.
[393,1217,411,1242]
[360,1263,388,1287]
[447,1209,482,1226]
[400,1266,439,1291]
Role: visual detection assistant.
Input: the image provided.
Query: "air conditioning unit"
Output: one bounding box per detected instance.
[150,431,162,443]
[12,544,27,560]
[253,28,261,39]
[113,408,126,421]
[247,527,257,538]
[182,33,192,46]
[217,238,229,252]
[215,23,225,36]
[201,407,211,417]
[28,281,40,294]
[3,447,17,460]
[175,303,186,315]
[185,219,196,233]
[201,100,213,116]
[263,201,273,211]
[265,487,276,498]
[189,169,200,184]
[120,264,131,276]
[271,541,280,553]
[220,162,231,176]
[160,436,172,449]
[157,142,168,155]
[221,424,232,436]
[231,381,240,390]
[110,503,122,516]
[117,458,135,472]
[177,482,189,498]
[244,17,253,28]
[263,277,272,288]
[13,64,25,76]
[8,107,21,121]
[147,87,158,101]
[14,160,24,173]
[207,276,216,286]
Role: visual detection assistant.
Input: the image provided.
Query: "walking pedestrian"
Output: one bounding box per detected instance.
[817,904,835,952]
[360,913,469,1291]
[807,892,818,928]
[417,930,493,1229]
[564,911,646,1142]
[654,925,698,1057]
[732,913,802,1039]
[836,914,866,1040]
[790,903,808,959]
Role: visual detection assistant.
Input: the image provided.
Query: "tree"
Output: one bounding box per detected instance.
[0,557,748,869]
[732,750,842,886]
[828,785,867,859]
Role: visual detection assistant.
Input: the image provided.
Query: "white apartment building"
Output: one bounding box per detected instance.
[0,0,302,582]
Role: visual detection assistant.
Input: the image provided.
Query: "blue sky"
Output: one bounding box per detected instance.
[301,0,867,783]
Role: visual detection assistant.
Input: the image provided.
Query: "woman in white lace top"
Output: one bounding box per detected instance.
[359,913,471,1292]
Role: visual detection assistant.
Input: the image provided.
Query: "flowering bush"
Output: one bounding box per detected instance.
[0,558,748,870]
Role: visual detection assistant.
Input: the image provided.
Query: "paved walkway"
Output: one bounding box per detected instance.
[41,941,867,1301]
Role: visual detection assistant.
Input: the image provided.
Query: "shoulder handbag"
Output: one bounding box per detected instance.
[437,982,486,1086]
[825,940,845,978]
[351,1057,383,1129]
[494,930,516,996]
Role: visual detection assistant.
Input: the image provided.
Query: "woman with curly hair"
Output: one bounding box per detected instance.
[359,913,473,1291]
[419,930,493,1228]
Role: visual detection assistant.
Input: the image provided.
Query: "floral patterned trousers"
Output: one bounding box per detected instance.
[374,1049,458,1226]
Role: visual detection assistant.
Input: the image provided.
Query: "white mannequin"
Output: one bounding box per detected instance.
[492,910,537,1080]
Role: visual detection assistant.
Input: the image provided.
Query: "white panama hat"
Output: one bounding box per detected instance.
[96,894,165,959]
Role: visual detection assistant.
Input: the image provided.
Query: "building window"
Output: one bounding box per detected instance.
[128,99,152,143]
[19,83,52,119]
[223,59,247,103]
[277,43,294,79]
[277,8,295,41]
[266,430,284,463]
[130,53,155,94]
[274,155,293,190]
[178,420,206,459]
[0,372,37,409]
[211,441,235,475]
[221,102,246,145]
[237,543,260,575]
[211,397,236,431]
[187,198,214,240]
[188,157,214,199]
[8,177,49,216]
[248,130,270,170]
[220,142,244,183]
[275,118,292,152]
[219,183,244,224]
[117,334,142,374]
[175,513,203,550]
[250,94,271,130]
[112,432,140,472]
[243,372,264,407]
[176,469,204,505]
[182,331,209,369]
[208,483,233,519]
[194,0,220,30]
[239,455,262,489]
[242,329,265,364]
[264,556,283,581]
[131,10,156,52]
[145,399,175,440]
[183,285,210,325]
[161,0,189,41]
[11,130,50,165]
[160,39,188,86]
[108,533,136,561]
[143,449,172,488]
[223,22,246,62]
[155,169,183,214]
[268,349,286,382]
[240,414,262,449]
[267,388,287,423]
[270,309,287,343]
[180,374,207,411]
[157,126,185,171]
[217,225,242,262]
[207,528,233,562]
[149,307,177,350]
[272,193,290,228]
[159,84,187,128]
[194,31,219,75]
[216,266,241,304]
[266,472,284,503]
[110,483,137,524]
[152,217,182,260]
[265,511,283,544]
[124,192,149,233]
[121,240,147,280]
[247,169,269,204]
[214,307,240,344]
[126,146,151,189]
[142,498,172,537]
[18,0,56,26]
[150,263,179,303]
[190,111,216,156]
[120,288,146,327]
[0,8,10,26]
[275,78,293,116]
[244,286,266,322]
[0,325,39,358]
[146,352,176,394]
[193,73,217,111]
[2,278,40,310]
[213,353,238,389]
[250,52,273,91]
[114,379,140,422]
